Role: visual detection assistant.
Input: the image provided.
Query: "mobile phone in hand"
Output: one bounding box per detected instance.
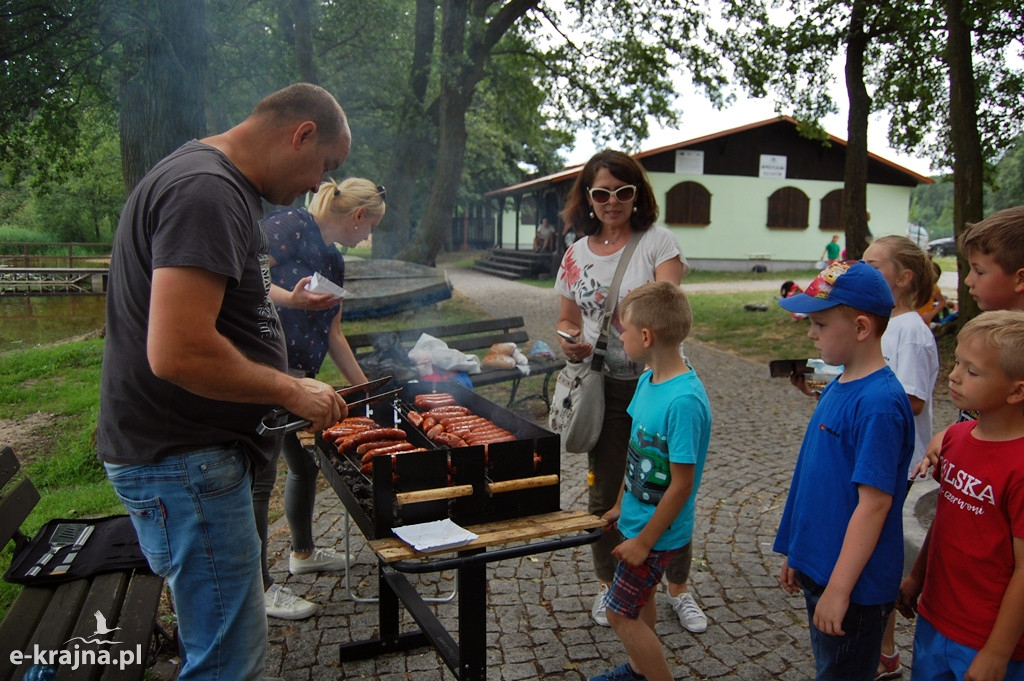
[556,330,579,344]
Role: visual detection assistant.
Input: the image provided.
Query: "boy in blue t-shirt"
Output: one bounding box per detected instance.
[590,282,712,681]
[776,262,915,681]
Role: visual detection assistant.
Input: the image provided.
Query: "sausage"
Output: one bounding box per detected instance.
[341,416,378,427]
[360,441,415,463]
[425,423,445,440]
[439,415,487,428]
[424,406,470,417]
[421,416,437,432]
[414,393,456,408]
[356,438,409,456]
[433,431,467,448]
[338,427,407,452]
[406,411,424,427]
[464,431,513,446]
[322,423,373,441]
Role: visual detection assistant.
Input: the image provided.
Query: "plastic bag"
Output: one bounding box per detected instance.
[408,333,481,375]
[359,333,419,384]
[529,340,557,362]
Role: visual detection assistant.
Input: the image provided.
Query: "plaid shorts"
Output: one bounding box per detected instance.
[605,547,679,620]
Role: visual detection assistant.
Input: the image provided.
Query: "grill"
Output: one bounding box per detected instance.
[316,380,562,540]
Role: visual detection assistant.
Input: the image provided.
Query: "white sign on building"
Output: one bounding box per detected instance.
[675,150,705,175]
[759,154,787,179]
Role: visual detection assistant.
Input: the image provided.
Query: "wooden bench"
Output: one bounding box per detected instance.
[346,316,565,409]
[0,446,164,681]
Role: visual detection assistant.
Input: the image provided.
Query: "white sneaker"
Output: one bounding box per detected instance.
[591,584,610,626]
[670,592,708,633]
[288,547,350,575]
[264,584,318,620]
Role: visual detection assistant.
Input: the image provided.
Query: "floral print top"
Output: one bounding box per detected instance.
[554,225,685,379]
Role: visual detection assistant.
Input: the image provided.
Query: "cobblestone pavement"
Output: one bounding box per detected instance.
[262,266,950,680]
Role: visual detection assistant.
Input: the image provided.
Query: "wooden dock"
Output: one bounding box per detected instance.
[0,268,108,296]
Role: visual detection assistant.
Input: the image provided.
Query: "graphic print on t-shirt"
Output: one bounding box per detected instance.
[625,424,670,504]
[255,219,281,340]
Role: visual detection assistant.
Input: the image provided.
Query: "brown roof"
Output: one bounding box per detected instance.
[484,115,933,199]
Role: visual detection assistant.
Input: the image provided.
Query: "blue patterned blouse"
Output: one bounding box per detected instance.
[264,208,346,375]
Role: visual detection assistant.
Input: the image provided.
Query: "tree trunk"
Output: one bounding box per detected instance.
[945,0,983,324]
[841,0,871,260]
[396,0,469,265]
[291,0,318,84]
[118,0,207,191]
[374,0,437,260]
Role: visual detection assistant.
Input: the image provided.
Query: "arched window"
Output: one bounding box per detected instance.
[766,187,809,229]
[819,189,843,230]
[665,181,711,226]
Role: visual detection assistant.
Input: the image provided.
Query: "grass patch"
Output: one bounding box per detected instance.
[688,291,817,363]
[0,338,123,614]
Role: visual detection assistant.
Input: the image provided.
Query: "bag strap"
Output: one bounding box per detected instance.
[591,231,642,373]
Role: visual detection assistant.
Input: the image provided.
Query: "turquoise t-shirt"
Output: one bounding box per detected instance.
[619,368,712,551]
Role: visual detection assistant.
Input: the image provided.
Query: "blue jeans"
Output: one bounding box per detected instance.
[796,571,892,681]
[104,445,266,681]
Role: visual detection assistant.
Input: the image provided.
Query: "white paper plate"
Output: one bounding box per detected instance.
[392,519,479,553]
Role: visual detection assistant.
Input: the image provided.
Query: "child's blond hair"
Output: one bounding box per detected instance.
[872,235,936,309]
[958,206,1024,276]
[308,178,386,222]
[957,309,1024,381]
[620,281,692,346]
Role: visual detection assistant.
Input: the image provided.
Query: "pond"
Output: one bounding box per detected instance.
[0,296,106,353]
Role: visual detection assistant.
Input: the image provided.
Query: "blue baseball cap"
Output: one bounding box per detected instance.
[778,261,894,318]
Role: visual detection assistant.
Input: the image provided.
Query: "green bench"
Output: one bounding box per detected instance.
[0,446,164,681]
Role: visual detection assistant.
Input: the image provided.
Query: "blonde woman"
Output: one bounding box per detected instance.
[254,178,386,619]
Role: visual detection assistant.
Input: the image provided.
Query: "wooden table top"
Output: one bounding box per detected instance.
[369,509,605,563]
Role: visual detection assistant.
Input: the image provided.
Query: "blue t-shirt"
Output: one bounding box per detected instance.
[619,367,712,551]
[264,208,346,375]
[774,366,914,605]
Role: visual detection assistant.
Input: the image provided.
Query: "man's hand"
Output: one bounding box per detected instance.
[289,378,347,431]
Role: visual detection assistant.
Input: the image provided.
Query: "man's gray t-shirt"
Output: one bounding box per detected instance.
[97,141,286,466]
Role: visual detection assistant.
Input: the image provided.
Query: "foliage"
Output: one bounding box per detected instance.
[873,0,1024,177]
[908,131,1024,239]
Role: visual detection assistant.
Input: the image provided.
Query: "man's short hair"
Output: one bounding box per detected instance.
[620,281,692,346]
[251,83,348,142]
[957,309,1024,381]
[959,206,1024,276]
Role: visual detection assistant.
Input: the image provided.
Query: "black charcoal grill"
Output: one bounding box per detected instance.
[313,380,601,680]
[316,380,562,539]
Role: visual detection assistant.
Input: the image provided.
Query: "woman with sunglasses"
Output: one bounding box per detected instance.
[253,177,386,620]
[554,150,708,635]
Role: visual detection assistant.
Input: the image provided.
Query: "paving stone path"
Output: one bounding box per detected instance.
[262,266,950,680]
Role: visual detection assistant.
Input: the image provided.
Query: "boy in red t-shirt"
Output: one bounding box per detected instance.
[898,310,1024,681]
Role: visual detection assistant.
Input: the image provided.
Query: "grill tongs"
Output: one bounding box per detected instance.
[257,376,400,436]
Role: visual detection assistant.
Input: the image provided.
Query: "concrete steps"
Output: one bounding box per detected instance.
[471,248,558,280]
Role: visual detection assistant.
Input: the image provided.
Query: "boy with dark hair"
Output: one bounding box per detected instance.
[959,206,1024,312]
[590,281,711,681]
[775,262,915,680]
[898,310,1024,681]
